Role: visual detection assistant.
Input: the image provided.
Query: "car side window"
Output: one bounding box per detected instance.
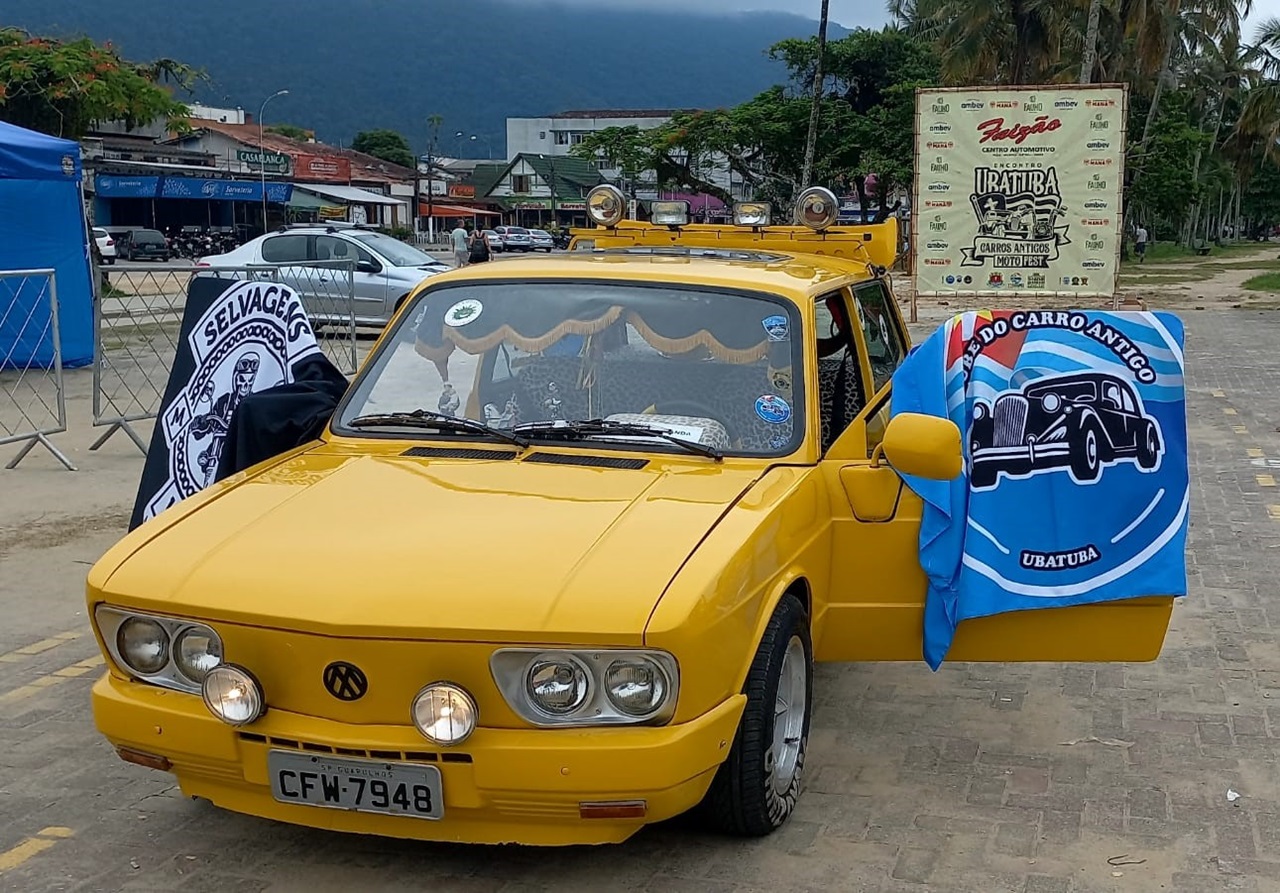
[852,280,906,394]
[1103,383,1122,409]
[261,235,309,263]
[1121,388,1135,413]
[815,290,866,454]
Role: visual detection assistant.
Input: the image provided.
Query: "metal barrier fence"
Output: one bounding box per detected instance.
[91,260,357,454]
[0,269,75,470]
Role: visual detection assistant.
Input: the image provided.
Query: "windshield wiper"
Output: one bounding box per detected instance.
[347,409,529,448]
[515,419,722,461]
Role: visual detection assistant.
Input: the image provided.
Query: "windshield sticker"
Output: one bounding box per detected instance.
[755,394,792,424]
[444,299,484,327]
[762,314,790,341]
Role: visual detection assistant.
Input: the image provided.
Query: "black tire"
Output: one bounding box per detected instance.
[1071,422,1103,482]
[702,594,812,837]
[1136,422,1160,469]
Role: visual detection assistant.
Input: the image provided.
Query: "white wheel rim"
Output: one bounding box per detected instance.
[1086,430,1097,467]
[771,636,807,794]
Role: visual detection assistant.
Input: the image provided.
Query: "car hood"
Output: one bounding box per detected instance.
[98,447,763,644]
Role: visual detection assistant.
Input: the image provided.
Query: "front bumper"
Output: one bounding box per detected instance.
[972,441,1070,469]
[92,673,745,845]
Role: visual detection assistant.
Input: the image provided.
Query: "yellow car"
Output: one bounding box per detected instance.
[87,187,1173,846]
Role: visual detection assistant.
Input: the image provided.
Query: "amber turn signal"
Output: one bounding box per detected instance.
[115,747,172,772]
[578,800,647,819]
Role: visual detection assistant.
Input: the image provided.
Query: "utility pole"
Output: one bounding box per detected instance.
[425,114,443,241]
[258,89,288,232]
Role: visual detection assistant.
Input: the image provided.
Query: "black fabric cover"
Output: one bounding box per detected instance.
[213,352,350,481]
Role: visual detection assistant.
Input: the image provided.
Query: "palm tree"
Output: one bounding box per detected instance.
[1080,0,1105,82]
[800,0,830,190]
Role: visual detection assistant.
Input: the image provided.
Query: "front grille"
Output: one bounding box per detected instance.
[239,732,473,763]
[401,446,517,460]
[524,452,649,469]
[992,395,1029,447]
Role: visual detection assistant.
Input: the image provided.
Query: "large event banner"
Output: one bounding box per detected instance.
[913,85,1128,298]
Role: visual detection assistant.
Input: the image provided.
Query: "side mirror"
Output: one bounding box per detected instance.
[356,259,381,274]
[876,412,962,480]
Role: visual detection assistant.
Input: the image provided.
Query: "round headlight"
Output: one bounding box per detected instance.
[116,617,170,675]
[412,683,477,746]
[586,185,626,227]
[795,186,840,231]
[604,658,668,716]
[973,401,988,421]
[202,664,265,726]
[174,626,223,683]
[526,659,589,715]
[1042,392,1062,413]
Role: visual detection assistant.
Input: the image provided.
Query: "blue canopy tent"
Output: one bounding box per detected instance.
[0,120,94,369]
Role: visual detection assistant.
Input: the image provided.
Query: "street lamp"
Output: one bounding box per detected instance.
[539,154,557,229]
[258,89,289,230]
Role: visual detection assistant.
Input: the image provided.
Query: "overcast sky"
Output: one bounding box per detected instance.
[565,0,1280,37]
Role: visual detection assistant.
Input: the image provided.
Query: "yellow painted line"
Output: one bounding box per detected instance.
[1233,425,1249,434]
[0,827,74,874]
[1248,448,1265,458]
[1224,408,1238,416]
[1258,474,1276,488]
[1212,389,1226,397]
[0,655,104,705]
[0,631,82,664]
[1267,505,1280,521]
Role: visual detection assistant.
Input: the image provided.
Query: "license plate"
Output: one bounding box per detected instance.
[267,750,443,820]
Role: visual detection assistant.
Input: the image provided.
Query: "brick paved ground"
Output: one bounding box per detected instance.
[1,309,1277,892]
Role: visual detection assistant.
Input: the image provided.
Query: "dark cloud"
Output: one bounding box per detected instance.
[506,0,890,27]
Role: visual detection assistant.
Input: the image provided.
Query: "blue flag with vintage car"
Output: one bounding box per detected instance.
[890,310,1189,669]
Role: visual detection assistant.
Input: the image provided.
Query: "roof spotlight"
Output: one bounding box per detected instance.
[795,187,840,232]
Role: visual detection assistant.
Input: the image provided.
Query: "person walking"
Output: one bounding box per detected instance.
[468,226,491,264]
[1135,224,1149,263]
[451,223,470,268]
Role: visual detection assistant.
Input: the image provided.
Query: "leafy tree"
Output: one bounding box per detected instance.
[0,28,197,138]
[1127,91,1209,238]
[351,128,414,168]
[265,123,311,140]
[572,28,938,219]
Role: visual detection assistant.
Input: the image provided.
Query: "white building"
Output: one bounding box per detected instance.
[506,109,753,203]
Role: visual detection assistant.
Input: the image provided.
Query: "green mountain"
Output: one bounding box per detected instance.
[8,0,834,155]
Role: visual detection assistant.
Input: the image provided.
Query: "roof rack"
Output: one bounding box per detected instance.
[275,222,382,234]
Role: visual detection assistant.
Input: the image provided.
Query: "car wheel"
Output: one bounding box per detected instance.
[1136,422,1160,469]
[702,594,811,837]
[1071,423,1103,482]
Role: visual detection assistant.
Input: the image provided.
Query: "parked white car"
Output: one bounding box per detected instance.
[93,227,116,264]
[198,224,449,326]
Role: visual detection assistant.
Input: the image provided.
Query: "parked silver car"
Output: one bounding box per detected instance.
[494,225,533,252]
[528,229,555,252]
[198,224,449,327]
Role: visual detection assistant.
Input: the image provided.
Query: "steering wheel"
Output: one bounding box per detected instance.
[650,399,737,444]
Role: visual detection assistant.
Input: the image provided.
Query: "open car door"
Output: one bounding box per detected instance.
[814,396,1174,663]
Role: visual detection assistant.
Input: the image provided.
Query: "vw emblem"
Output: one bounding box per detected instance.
[323,662,368,701]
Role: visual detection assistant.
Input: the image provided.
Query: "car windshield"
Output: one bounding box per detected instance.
[508,227,530,235]
[1029,380,1096,403]
[337,281,803,456]
[137,230,164,243]
[531,230,550,237]
[350,231,435,267]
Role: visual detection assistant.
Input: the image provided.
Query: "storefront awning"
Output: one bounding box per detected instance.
[287,190,331,210]
[296,183,403,206]
[419,202,501,217]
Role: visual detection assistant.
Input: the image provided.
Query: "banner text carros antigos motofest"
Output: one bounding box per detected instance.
[912,85,1128,298]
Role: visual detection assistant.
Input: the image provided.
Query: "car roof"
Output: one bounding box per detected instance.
[1025,372,1123,391]
[422,250,874,305]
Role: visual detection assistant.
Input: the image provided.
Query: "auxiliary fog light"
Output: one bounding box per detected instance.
[795,186,840,231]
[586,185,627,227]
[733,201,772,227]
[412,682,478,746]
[201,664,265,726]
